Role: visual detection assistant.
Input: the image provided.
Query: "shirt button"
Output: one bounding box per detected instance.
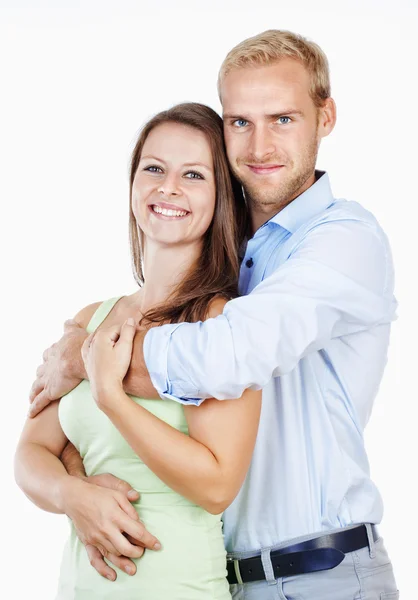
[245,258,254,268]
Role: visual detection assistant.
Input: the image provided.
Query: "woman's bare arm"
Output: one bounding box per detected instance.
[15,398,159,557]
[94,299,262,514]
[14,402,71,512]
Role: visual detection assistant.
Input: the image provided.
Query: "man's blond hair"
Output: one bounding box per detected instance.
[218,30,331,107]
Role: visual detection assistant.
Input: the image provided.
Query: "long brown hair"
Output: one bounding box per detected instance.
[129,102,248,324]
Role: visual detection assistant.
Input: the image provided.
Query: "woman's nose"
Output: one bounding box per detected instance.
[157,175,181,197]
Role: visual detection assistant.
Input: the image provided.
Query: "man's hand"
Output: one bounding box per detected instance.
[80,474,148,581]
[28,319,88,418]
[61,477,161,562]
[60,441,146,580]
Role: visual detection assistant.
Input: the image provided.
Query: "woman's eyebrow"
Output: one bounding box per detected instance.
[182,162,212,171]
[140,155,165,162]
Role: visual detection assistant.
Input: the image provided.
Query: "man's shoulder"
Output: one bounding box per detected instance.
[305,198,388,245]
[280,199,391,266]
[316,198,379,227]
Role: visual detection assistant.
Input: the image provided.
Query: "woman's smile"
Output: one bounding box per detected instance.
[148,201,191,220]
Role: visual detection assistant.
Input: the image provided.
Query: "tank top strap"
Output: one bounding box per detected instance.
[86,296,124,333]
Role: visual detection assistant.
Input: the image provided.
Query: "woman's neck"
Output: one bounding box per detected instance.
[137,240,202,313]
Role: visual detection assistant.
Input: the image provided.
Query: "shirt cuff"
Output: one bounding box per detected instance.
[143,323,205,406]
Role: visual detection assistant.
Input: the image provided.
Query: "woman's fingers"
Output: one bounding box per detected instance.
[118,318,136,344]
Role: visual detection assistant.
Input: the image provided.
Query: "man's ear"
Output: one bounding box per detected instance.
[318,97,337,139]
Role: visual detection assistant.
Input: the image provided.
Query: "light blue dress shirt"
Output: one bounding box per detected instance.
[144,172,397,552]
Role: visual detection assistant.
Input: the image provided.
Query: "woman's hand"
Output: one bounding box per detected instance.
[81,319,136,405]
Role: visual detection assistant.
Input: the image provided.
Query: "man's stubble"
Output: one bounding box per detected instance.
[236,130,320,219]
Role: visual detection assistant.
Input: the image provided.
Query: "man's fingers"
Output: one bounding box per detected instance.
[115,492,141,522]
[36,364,45,378]
[81,333,94,363]
[85,544,117,581]
[88,473,140,504]
[64,318,82,332]
[120,515,161,551]
[103,550,139,575]
[28,390,53,418]
[114,478,140,503]
[108,475,141,502]
[105,527,146,559]
[29,379,44,403]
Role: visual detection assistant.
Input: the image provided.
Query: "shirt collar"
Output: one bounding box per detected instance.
[267,170,334,233]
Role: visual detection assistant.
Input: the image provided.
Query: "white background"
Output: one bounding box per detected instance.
[1,0,417,597]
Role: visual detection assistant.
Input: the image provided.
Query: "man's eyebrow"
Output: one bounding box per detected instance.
[268,110,304,118]
[223,109,304,120]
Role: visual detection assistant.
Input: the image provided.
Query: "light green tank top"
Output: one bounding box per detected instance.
[57,297,231,599]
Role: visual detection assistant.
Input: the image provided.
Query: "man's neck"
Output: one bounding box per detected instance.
[250,171,317,234]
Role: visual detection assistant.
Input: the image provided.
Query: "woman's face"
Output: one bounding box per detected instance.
[132,122,216,249]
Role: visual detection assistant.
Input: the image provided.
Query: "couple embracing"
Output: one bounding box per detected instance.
[15,29,398,600]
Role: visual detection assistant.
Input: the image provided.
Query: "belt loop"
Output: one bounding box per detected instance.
[261,548,278,587]
[365,523,376,559]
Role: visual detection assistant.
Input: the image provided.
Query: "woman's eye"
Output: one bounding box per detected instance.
[144,165,163,173]
[278,116,291,125]
[232,119,248,128]
[185,171,204,180]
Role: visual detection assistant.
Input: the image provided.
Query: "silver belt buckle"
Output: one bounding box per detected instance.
[227,557,244,585]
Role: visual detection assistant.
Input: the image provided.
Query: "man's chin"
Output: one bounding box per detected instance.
[243,180,291,207]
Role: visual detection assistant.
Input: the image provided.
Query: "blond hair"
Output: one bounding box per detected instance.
[218,29,330,107]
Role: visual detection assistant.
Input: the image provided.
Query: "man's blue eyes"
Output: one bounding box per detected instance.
[233,119,248,128]
[232,117,292,127]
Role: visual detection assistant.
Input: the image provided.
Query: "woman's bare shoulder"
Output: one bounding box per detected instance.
[73,301,103,328]
[204,296,230,320]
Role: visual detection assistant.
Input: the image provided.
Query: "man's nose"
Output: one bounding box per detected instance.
[249,124,276,162]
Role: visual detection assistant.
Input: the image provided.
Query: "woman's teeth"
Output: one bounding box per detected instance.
[152,205,188,217]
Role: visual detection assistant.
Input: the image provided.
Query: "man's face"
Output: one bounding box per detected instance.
[221,59,335,228]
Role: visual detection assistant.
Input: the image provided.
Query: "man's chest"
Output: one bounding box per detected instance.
[239,226,292,294]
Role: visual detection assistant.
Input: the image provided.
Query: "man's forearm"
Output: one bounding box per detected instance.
[61,441,86,478]
[70,327,157,399]
[123,329,159,399]
[69,348,87,380]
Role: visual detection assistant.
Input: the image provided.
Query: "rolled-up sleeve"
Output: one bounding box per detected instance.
[144,219,397,403]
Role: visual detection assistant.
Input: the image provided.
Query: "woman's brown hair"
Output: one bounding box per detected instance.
[129,102,248,324]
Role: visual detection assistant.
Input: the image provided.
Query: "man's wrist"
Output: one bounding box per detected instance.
[63,338,87,380]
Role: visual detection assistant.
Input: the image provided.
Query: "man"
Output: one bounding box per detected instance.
[28,30,398,599]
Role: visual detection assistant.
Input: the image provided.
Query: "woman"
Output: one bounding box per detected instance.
[15,103,261,599]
